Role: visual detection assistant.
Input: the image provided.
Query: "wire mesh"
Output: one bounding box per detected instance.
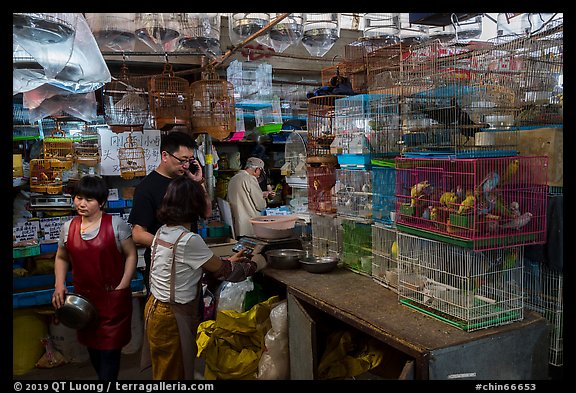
[397,231,524,331]
[524,258,563,367]
[395,156,548,251]
[306,95,345,157]
[307,163,337,214]
[311,212,341,257]
[371,223,399,291]
[340,217,373,276]
[335,168,372,219]
[372,164,397,225]
[118,133,146,180]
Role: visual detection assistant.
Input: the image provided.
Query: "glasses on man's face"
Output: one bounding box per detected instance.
[165,151,195,166]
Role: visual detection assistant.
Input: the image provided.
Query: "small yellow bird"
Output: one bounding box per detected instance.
[391,241,398,259]
[501,159,520,184]
[410,180,430,207]
[458,192,475,215]
[439,190,458,209]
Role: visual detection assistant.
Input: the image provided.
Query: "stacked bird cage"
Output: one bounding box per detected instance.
[306,95,345,158]
[397,39,525,158]
[102,62,149,133]
[29,159,64,194]
[340,217,373,277]
[335,168,372,220]
[73,128,100,167]
[42,119,74,170]
[310,212,341,258]
[397,231,524,331]
[371,223,399,291]
[118,133,146,180]
[190,65,235,141]
[524,258,563,367]
[148,61,191,131]
[371,160,397,225]
[333,93,401,168]
[395,156,548,251]
[307,161,337,214]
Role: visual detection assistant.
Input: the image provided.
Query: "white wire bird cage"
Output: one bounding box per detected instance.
[371,223,399,291]
[335,168,372,219]
[310,212,341,258]
[118,133,146,180]
[148,60,191,131]
[397,231,525,331]
[190,65,236,141]
[340,216,373,277]
[102,62,149,133]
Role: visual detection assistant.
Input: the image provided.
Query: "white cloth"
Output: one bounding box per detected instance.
[226,170,267,237]
[149,225,213,304]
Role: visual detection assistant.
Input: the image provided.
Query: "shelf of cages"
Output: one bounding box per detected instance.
[395,156,548,251]
[333,93,402,169]
[371,222,399,292]
[310,212,341,258]
[397,231,525,332]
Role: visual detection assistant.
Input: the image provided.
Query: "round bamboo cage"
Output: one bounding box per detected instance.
[306,94,345,157]
[43,121,74,170]
[189,66,236,140]
[148,61,191,130]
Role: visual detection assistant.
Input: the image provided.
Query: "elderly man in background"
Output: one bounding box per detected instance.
[227,157,275,238]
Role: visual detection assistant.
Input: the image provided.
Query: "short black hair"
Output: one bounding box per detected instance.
[72,175,109,207]
[160,131,198,154]
[157,175,209,225]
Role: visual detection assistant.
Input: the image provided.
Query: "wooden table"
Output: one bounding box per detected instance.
[260,267,550,380]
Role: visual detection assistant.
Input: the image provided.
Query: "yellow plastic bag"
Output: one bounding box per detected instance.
[196,295,280,380]
[317,330,384,380]
[13,309,48,376]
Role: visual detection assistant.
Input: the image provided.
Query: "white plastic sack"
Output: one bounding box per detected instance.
[257,301,290,380]
[49,316,89,364]
[216,277,254,313]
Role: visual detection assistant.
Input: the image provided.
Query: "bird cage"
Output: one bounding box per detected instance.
[135,13,184,52]
[85,13,137,52]
[334,93,401,168]
[307,161,337,214]
[311,212,341,257]
[397,231,524,331]
[395,156,548,251]
[73,129,100,167]
[282,130,308,187]
[371,161,397,225]
[306,95,345,157]
[371,223,399,291]
[29,158,64,194]
[340,216,373,277]
[189,65,235,141]
[398,39,523,158]
[102,62,149,133]
[335,168,372,219]
[148,61,191,131]
[524,257,564,367]
[43,120,74,170]
[118,133,147,180]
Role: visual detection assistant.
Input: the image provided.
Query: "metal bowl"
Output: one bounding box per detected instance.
[265,248,306,269]
[55,293,98,330]
[299,256,339,274]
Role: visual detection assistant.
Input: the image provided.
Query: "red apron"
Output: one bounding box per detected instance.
[67,213,132,350]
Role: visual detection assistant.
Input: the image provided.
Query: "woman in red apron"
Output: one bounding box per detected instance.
[53,175,138,380]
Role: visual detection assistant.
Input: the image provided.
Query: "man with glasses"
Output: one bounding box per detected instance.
[227,157,276,238]
[128,131,208,288]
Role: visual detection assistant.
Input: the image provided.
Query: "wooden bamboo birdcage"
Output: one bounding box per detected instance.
[118,133,147,180]
[148,60,191,130]
[102,62,149,133]
[43,120,74,170]
[73,129,100,167]
[29,158,64,194]
[189,65,235,141]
